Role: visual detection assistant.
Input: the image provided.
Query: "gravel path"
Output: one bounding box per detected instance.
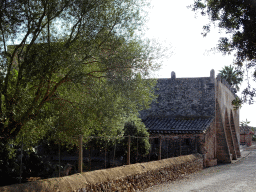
[144,145,255,192]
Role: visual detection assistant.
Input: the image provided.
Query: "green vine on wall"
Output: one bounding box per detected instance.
[232,97,242,110]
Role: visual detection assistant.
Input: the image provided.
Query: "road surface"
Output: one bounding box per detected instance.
[145,146,256,192]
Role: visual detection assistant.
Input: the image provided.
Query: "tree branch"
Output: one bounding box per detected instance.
[47,97,83,115]
[26,69,73,122]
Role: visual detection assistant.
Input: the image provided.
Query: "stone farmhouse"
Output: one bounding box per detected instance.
[240,125,254,146]
[140,70,241,166]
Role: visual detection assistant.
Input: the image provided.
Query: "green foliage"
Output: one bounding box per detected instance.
[0,138,69,186]
[232,97,242,110]
[240,119,251,127]
[251,127,256,141]
[83,116,151,161]
[116,117,150,163]
[0,2,168,181]
[123,118,150,156]
[219,65,243,90]
[0,0,163,149]
[190,0,256,102]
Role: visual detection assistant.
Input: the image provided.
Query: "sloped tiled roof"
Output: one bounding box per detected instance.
[142,117,214,134]
[240,125,255,135]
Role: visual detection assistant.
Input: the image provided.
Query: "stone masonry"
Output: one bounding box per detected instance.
[141,69,241,166]
[140,72,215,119]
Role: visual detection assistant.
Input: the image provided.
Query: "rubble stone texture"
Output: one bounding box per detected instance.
[140,70,241,166]
[0,154,203,192]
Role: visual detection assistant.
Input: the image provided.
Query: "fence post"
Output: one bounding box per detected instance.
[136,136,138,163]
[187,138,189,155]
[195,136,197,153]
[58,141,61,177]
[158,136,161,160]
[167,137,169,158]
[149,137,151,161]
[179,137,182,156]
[89,146,92,171]
[127,135,131,165]
[78,135,83,173]
[105,146,107,169]
[113,138,116,166]
[19,136,23,184]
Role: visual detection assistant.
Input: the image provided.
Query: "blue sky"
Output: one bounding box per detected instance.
[145,0,256,126]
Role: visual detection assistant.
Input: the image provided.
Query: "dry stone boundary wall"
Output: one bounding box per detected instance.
[0,154,203,192]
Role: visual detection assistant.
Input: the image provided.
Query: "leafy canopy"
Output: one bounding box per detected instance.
[190,0,256,103]
[219,65,243,91]
[0,0,164,148]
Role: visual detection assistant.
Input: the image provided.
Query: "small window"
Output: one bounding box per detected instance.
[185,138,190,145]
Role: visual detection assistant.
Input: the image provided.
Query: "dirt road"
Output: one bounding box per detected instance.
[145,146,256,192]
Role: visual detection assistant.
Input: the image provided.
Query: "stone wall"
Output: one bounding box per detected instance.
[204,121,216,161]
[216,100,232,163]
[215,76,241,162]
[240,134,253,146]
[0,154,203,192]
[215,75,240,142]
[140,72,215,119]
